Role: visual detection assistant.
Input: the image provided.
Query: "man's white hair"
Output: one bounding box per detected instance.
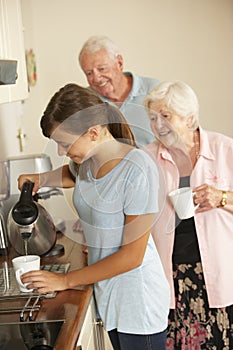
[79,35,120,63]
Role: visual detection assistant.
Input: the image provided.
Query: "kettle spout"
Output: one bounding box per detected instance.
[21,232,32,241]
[19,224,34,241]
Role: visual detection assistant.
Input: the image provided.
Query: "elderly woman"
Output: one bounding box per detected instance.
[144,81,233,349]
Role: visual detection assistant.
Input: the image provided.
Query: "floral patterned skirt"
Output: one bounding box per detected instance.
[166,262,233,350]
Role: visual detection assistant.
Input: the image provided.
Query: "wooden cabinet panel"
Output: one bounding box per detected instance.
[76,296,114,350]
[76,296,98,350]
[103,330,114,350]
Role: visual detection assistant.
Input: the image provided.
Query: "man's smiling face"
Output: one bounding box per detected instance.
[80,48,124,101]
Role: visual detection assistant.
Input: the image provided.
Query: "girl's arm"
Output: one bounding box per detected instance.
[18,164,75,194]
[21,213,155,293]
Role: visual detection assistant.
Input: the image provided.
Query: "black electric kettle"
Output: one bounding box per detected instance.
[7,181,57,256]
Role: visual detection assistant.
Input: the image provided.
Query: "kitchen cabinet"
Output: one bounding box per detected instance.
[0,0,28,104]
[104,330,114,350]
[76,295,113,350]
[76,296,98,350]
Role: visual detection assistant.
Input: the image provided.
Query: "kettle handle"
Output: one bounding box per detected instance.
[12,180,38,226]
[19,181,35,203]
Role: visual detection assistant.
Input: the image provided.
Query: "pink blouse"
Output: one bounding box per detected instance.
[145,127,233,308]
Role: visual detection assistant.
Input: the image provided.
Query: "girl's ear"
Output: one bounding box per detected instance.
[88,127,99,141]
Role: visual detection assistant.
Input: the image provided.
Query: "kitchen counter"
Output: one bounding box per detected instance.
[0,232,93,350]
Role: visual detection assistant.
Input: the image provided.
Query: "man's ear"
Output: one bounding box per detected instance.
[116,54,124,71]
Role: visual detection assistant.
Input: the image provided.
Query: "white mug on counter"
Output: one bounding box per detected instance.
[12,255,40,293]
[168,187,198,220]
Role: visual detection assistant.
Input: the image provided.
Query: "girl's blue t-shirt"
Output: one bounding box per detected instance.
[70,148,170,334]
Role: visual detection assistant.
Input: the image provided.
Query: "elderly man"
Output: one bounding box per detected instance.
[79,35,159,146]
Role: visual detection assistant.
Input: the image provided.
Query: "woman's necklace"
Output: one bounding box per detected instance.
[194,129,200,159]
[189,129,200,167]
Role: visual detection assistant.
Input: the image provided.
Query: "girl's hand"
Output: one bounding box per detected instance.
[18,173,41,195]
[21,270,68,294]
[193,183,222,212]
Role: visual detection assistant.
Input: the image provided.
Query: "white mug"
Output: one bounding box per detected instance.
[168,187,198,220]
[12,255,40,293]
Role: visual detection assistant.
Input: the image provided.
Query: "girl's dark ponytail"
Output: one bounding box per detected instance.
[105,103,137,147]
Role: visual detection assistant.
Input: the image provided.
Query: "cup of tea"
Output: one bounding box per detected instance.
[168,187,198,220]
[12,255,40,293]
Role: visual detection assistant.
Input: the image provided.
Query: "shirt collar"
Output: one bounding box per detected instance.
[124,72,146,98]
[198,126,215,160]
[158,126,215,162]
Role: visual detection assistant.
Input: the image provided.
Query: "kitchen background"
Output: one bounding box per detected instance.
[0,0,233,226]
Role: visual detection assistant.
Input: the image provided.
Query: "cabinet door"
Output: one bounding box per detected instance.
[0,1,10,103]
[76,296,114,350]
[76,296,98,350]
[0,0,28,103]
[103,330,113,350]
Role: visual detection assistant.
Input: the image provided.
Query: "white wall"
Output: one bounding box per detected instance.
[20,0,233,157]
[0,101,25,158]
